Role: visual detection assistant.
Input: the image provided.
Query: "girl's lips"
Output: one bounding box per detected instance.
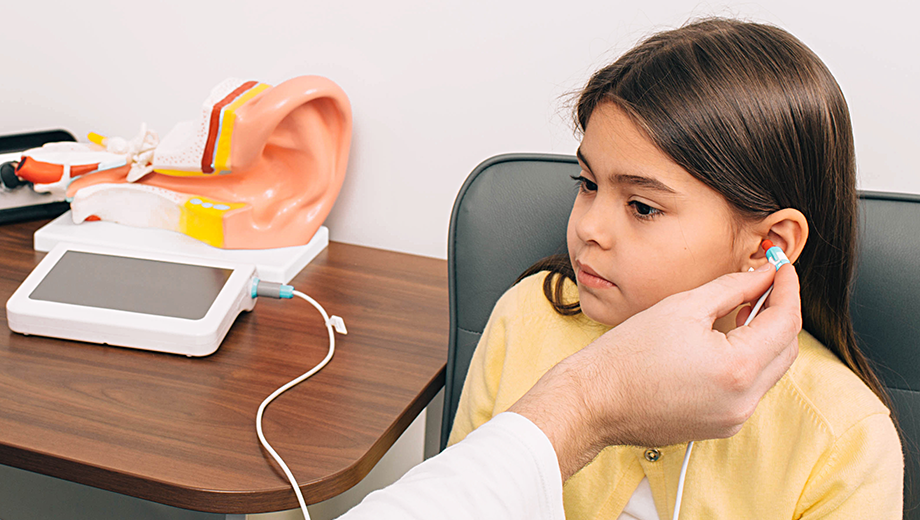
[576,263,616,289]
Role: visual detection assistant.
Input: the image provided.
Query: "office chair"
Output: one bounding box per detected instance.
[441,153,920,517]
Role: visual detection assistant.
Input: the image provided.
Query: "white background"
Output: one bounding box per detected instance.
[2,0,916,259]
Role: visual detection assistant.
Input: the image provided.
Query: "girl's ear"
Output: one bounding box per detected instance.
[744,208,809,269]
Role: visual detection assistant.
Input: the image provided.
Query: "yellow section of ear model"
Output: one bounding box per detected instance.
[179,196,247,248]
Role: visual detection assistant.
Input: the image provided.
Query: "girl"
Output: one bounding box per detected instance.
[448,18,903,519]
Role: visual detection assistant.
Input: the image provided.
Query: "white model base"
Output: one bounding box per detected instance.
[33,211,327,284]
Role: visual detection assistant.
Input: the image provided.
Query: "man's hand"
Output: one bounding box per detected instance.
[509,263,801,481]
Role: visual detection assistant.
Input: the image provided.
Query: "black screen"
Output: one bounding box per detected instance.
[29,251,233,320]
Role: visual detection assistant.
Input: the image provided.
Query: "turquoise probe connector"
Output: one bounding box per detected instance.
[762,240,790,270]
[251,278,294,299]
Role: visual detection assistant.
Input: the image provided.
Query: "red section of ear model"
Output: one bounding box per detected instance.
[16,157,100,184]
[201,81,259,173]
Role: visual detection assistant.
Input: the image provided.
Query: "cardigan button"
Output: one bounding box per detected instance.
[644,448,661,462]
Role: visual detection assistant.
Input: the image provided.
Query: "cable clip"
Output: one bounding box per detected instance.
[328,316,347,335]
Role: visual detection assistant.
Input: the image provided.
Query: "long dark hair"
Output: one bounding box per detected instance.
[521,18,889,407]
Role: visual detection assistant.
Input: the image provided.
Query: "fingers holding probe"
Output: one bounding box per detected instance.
[729,263,802,396]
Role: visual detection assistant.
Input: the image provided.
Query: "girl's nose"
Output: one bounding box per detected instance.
[574,200,615,250]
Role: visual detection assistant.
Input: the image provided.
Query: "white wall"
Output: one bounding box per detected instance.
[2,1,916,259]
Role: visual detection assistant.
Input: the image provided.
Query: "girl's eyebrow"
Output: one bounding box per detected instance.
[615,173,677,194]
[576,147,677,194]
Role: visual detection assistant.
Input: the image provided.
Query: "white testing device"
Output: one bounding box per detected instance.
[6,242,257,356]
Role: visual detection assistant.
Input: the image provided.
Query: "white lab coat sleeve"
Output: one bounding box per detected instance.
[337,412,565,520]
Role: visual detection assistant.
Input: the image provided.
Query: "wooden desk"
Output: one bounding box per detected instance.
[0,219,448,514]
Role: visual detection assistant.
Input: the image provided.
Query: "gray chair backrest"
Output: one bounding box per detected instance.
[852,192,920,517]
[443,153,579,450]
[443,153,919,517]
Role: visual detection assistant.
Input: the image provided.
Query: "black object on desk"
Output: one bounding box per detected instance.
[0,129,75,224]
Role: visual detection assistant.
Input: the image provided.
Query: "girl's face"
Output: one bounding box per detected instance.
[568,102,748,327]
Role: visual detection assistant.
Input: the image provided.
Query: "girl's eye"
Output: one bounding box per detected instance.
[570,175,597,193]
[629,200,662,220]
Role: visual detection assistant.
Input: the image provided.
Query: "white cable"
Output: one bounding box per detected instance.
[256,290,346,520]
[672,281,774,520]
[671,441,694,520]
[745,286,773,326]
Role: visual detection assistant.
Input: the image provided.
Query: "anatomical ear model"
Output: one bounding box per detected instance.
[14,76,351,249]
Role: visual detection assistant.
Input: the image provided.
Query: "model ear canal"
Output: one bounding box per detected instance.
[1,161,26,189]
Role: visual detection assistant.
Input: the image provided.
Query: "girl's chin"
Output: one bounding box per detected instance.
[578,298,627,328]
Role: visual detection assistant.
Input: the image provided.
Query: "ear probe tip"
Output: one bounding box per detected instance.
[762,239,775,252]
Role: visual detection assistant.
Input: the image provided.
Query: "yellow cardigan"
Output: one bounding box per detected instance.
[449,273,903,519]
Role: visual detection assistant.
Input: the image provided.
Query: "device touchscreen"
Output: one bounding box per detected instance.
[29,251,233,320]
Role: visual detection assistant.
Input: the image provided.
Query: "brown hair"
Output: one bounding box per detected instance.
[521,18,890,407]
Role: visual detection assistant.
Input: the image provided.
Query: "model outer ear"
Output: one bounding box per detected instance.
[65,76,352,249]
[219,76,353,248]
